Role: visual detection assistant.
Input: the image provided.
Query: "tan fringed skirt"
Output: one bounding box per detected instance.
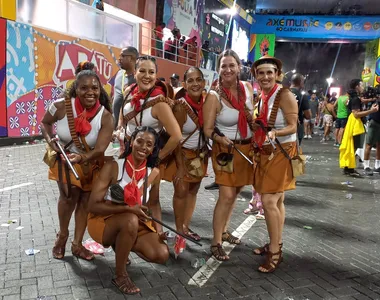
[253,142,297,194]
[162,148,208,183]
[211,142,253,187]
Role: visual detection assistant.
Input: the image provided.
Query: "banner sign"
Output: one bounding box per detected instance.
[0,18,6,136]
[6,21,121,138]
[251,15,380,40]
[163,0,204,44]
[254,34,275,61]
[200,68,217,91]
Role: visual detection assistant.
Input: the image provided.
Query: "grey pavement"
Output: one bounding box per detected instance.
[0,137,380,300]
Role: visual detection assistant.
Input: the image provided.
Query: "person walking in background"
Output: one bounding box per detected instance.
[112,47,139,129]
[340,79,378,177]
[201,41,210,68]
[321,95,336,143]
[290,73,310,145]
[304,92,318,139]
[334,92,349,147]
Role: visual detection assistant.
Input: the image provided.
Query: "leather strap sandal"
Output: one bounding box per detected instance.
[258,250,283,273]
[210,243,229,261]
[52,232,68,259]
[222,231,241,245]
[71,243,95,261]
[253,243,283,256]
[112,276,140,295]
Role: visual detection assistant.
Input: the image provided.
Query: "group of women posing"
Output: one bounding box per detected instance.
[41,50,298,295]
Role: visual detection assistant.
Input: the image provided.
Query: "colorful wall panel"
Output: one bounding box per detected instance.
[6,20,123,138]
[0,18,6,136]
[376,40,380,87]
[363,39,379,86]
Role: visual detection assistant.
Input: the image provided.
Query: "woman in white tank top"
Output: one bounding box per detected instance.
[162,67,209,253]
[87,127,169,295]
[41,70,114,261]
[203,50,255,261]
[251,56,298,273]
[117,56,182,235]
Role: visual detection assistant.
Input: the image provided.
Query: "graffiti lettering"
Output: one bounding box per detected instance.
[178,0,193,15]
[268,18,319,28]
[54,43,113,84]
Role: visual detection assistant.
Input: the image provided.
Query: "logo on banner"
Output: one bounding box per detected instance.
[266,17,319,32]
[54,43,113,84]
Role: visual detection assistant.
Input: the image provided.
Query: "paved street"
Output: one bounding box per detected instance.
[0,138,380,300]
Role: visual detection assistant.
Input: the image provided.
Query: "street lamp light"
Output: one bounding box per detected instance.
[326,77,334,85]
[285,69,297,76]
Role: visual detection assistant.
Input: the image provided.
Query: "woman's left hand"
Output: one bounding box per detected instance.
[267,130,276,141]
[62,153,82,164]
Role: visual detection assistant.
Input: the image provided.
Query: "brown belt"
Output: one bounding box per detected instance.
[233,138,251,145]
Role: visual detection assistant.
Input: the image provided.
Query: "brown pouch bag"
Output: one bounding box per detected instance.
[43,144,57,168]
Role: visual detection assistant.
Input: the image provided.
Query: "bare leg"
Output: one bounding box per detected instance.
[277,193,285,244]
[261,193,282,253]
[148,183,162,233]
[212,185,238,247]
[337,128,345,144]
[183,182,201,231]
[102,213,140,294]
[223,186,242,232]
[377,143,380,160]
[173,180,189,233]
[133,232,169,264]
[57,184,80,237]
[73,192,90,245]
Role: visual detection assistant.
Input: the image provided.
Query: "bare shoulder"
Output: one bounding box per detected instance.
[242,81,253,93]
[204,90,219,105]
[281,89,297,102]
[100,160,119,183]
[101,108,114,125]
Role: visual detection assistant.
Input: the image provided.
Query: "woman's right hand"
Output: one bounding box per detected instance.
[130,204,151,222]
[371,103,379,113]
[48,137,60,153]
[215,135,233,148]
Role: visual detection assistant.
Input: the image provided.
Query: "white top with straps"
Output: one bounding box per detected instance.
[53,98,105,154]
[211,82,253,140]
[264,86,296,144]
[123,94,163,136]
[105,159,152,203]
[177,98,203,150]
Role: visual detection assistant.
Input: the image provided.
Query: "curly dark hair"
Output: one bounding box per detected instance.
[75,61,95,75]
[120,126,160,168]
[66,70,111,112]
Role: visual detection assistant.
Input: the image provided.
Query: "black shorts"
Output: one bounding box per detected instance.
[335,118,348,129]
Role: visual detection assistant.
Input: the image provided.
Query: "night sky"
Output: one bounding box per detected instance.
[276,42,366,93]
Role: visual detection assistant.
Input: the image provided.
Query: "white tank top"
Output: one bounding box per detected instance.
[263,86,296,144]
[123,94,163,136]
[105,159,152,203]
[55,98,105,153]
[177,98,203,150]
[212,82,253,140]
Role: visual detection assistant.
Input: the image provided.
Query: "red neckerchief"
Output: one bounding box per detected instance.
[74,97,100,136]
[123,154,147,206]
[254,84,278,148]
[184,92,204,127]
[222,82,248,138]
[130,85,165,112]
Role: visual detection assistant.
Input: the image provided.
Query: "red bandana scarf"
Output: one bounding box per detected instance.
[222,82,248,138]
[254,84,278,148]
[74,97,101,136]
[130,85,165,112]
[123,154,147,206]
[184,93,204,127]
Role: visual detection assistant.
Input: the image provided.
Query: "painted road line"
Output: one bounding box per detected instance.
[188,215,257,287]
[0,182,33,192]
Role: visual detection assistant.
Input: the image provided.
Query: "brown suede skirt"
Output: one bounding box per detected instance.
[162,148,208,183]
[48,160,100,192]
[87,213,156,245]
[253,141,297,194]
[211,142,253,187]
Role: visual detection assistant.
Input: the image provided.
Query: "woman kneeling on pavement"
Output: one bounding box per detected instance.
[117,56,181,236]
[87,126,169,294]
[163,67,208,252]
[41,70,113,260]
[251,56,298,273]
[203,49,254,261]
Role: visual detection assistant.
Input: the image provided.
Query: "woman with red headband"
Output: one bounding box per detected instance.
[203,49,254,261]
[117,56,181,235]
[163,67,208,253]
[41,70,113,261]
[251,56,298,273]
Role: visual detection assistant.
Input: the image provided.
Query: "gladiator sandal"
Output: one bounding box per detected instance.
[71,242,95,261]
[258,250,283,273]
[112,275,140,295]
[210,243,229,261]
[52,232,69,259]
[253,243,283,256]
[222,231,241,245]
